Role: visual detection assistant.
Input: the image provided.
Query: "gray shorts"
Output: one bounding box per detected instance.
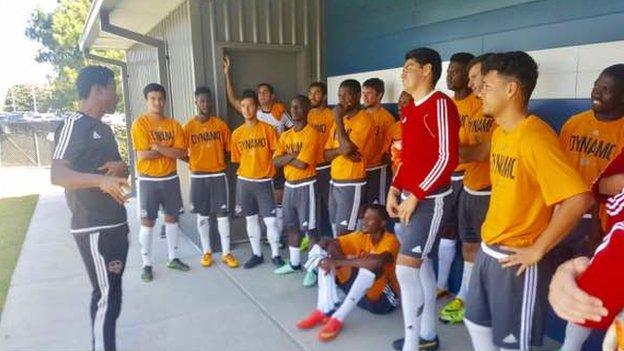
[235,177,277,218]
[458,187,491,243]
[466,243,553,350]
[316,165,331,209]
[440,173,464,239]
[365,165,390,205]
[138,174,183,221]
[397,187,452,259]
[329,181,366,234]
[556,214,600,259]
[283,179,319,233]
[190,172,229,217]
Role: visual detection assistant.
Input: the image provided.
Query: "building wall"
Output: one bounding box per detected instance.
[324,0,624,130]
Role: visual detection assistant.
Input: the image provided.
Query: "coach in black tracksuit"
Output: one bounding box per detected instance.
[51,66,130,351]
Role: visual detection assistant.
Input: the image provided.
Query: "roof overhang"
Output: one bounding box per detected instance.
[80,0,186,51]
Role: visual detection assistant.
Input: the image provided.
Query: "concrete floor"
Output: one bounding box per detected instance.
[0,190,561,351]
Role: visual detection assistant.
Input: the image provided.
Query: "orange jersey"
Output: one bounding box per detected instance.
[231,121,278,179]
[336,231,400,301]
[454,94,482,172]
[482,115,589,247]
[183,116,231,173]
[362,107,395,167]
[274,124,320,182]
[462,111,496,191]
[131,114,186,177]
[559,109,624,185]
[307,107,335,165]
[385,121,402,175]
[324,110,374,182]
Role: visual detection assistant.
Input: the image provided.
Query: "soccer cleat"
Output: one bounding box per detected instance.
[392,336,440,351]
[141,266,153,282]
[439,298,464,324]
[296,309,329,330]
[300,235,310,251]
[243,254,264,269]
[436,288,450,299]
[271,255,286,268]
[221,253,239,268]
[167,258,191,272]
[200,253,213,267]
[302,270,317,287]
[317,317,343,342]
[274,261,301,275]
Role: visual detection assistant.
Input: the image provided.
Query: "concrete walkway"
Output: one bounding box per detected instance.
[0,190,560,351]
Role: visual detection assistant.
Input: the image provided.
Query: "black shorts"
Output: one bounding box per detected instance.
[138,174,183,221]
[338,268,398,315]
[329,181,366,233]
[440,172,464,239]
[365,165,390,205]
[190,172,229,217]
[458,187,491,243]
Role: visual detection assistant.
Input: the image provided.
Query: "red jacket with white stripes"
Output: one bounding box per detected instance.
[392,90,460,199]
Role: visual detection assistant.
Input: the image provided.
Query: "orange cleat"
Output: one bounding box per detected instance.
[296,310,329,330]
[317,317,343,342]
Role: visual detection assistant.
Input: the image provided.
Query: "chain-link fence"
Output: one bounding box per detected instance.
[0,120,61,167]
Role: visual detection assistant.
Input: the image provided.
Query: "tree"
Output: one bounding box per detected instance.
[3,84,52,112]
[25,0,124,112]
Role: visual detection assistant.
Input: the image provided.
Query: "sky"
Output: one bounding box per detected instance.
[0,0,58,107]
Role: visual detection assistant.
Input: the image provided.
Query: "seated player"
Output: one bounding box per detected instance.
[273,95,321,279]
[296,204,400,342]
[183,86,238,268]
[231,90,284,269]
[131,83,190,282]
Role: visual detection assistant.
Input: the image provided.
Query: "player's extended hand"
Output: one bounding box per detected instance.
[98,176,129,205]
[386,187,401,219]
[499,244,545,276]
[223,56,231,74]
[98,161,128,177]
[319,258,333,274]
[548,257,608,324]
[398,193,418,225]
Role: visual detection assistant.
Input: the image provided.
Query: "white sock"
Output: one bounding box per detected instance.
[197,215,211,254]
[276,206,284,233]
[317,268,340,314]
[263,217,280,258]
[419,258,437,341]
[289,246,301,267]
[561,323,591,351]
[245,215,262,256]
[464,318,498,351]
[139,225,154,267]
[457,261,474,301]
[216,217,231,255]
[332,268,375,322]
[437,238,456,290]
[165,222,179,261]
[396,264,424,351]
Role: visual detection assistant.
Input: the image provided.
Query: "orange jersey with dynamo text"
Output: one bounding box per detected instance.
[307,107,335,165]
[481,115,589,247]
[131,114,186,177]
[324,110,374,182]
[454,94,482,173]
[183,116,231,173]
[231,121,278,179]
[336,231,400,301]
[274,124,320,182]
[363,106,395,168]
[461,110,496,191]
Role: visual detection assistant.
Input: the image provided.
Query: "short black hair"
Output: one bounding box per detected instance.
[450,52,475,66]
[241,89,259,105]
[467,53,494,71]
[309,81,327,96]
[363,78,385,95]
[194,86,212,98]
[143,83,167,100]
[482,51,538,105]
[404,47,442,85]
[362,203,389,221]
[601,64,624,90]
[257,83,274,94]
[292,94,311,108]
[339,79,361,95]
[76,65,115,99]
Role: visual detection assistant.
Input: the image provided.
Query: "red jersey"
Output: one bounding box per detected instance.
[578,147,624,330]
[391,90,460,199]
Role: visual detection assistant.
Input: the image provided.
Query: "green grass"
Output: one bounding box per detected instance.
[0,195,39,316]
